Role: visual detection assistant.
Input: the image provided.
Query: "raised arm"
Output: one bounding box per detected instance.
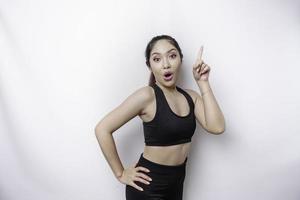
[191,45,225,134]
[94,86,151,180]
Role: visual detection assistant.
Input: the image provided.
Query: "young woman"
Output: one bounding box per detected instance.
[95,35,225,200]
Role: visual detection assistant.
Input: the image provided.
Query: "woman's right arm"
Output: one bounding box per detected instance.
[94,86,152,180]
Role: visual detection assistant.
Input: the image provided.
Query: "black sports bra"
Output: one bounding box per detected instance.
[143,83,196,146]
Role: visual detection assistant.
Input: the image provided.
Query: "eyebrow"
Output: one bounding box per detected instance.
[151,48,177,56]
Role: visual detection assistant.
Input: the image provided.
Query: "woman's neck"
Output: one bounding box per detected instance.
[155,82,178,94]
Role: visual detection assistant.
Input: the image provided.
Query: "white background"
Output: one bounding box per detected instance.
[1,0,300,199]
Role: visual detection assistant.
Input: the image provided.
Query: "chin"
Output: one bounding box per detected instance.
[163,80,177,87]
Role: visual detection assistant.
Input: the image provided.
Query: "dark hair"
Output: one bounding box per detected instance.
[145,35,183,87]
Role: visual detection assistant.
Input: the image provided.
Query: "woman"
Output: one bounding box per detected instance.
[95,35,225,200]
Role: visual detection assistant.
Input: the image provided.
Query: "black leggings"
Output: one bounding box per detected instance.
[125,153,188,200]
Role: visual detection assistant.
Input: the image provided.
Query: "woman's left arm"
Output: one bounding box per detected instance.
[191,46,225,134]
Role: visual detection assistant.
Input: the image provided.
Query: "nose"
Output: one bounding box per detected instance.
[162,57,170,69]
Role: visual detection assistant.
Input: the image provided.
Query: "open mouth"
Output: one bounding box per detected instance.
[164,73,172,77]
[163,72,173,81]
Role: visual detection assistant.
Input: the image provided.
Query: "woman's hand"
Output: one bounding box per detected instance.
[192,45,211,82]
[118,163,152,191]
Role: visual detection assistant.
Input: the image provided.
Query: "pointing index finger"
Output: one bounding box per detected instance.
[197,45,204,61]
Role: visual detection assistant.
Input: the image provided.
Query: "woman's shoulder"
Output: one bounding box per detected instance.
[136,85,155,96]
[129,85,155,104]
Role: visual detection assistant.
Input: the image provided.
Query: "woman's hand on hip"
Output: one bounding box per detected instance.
[118,164,152,191]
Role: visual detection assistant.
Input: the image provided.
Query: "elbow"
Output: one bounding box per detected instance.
[94,125,101,135]
[210,128,225,135]
[206,119,226,135]
[94,124,105,136]
[206,124,225,135]
[94,124,112,136]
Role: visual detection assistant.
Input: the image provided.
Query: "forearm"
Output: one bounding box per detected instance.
[94,128,124,180]
[197,80,225,133]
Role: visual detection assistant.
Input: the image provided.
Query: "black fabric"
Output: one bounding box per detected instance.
[125,153,187,200]
[143,83,196,146]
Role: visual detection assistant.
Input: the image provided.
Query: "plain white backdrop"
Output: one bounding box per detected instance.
[1,0,300,199]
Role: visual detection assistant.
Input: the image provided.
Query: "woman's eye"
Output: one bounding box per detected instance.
[170,54,177,58]
[153,58,160,62]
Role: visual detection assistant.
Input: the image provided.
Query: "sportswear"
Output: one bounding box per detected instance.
[143,83,196,146]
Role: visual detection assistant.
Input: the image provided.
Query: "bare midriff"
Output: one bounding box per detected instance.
[143,142,191,166]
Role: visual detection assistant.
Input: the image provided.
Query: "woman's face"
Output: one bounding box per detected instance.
[149,39,181,86]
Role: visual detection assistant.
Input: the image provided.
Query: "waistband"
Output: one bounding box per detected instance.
[136,153,188,173]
